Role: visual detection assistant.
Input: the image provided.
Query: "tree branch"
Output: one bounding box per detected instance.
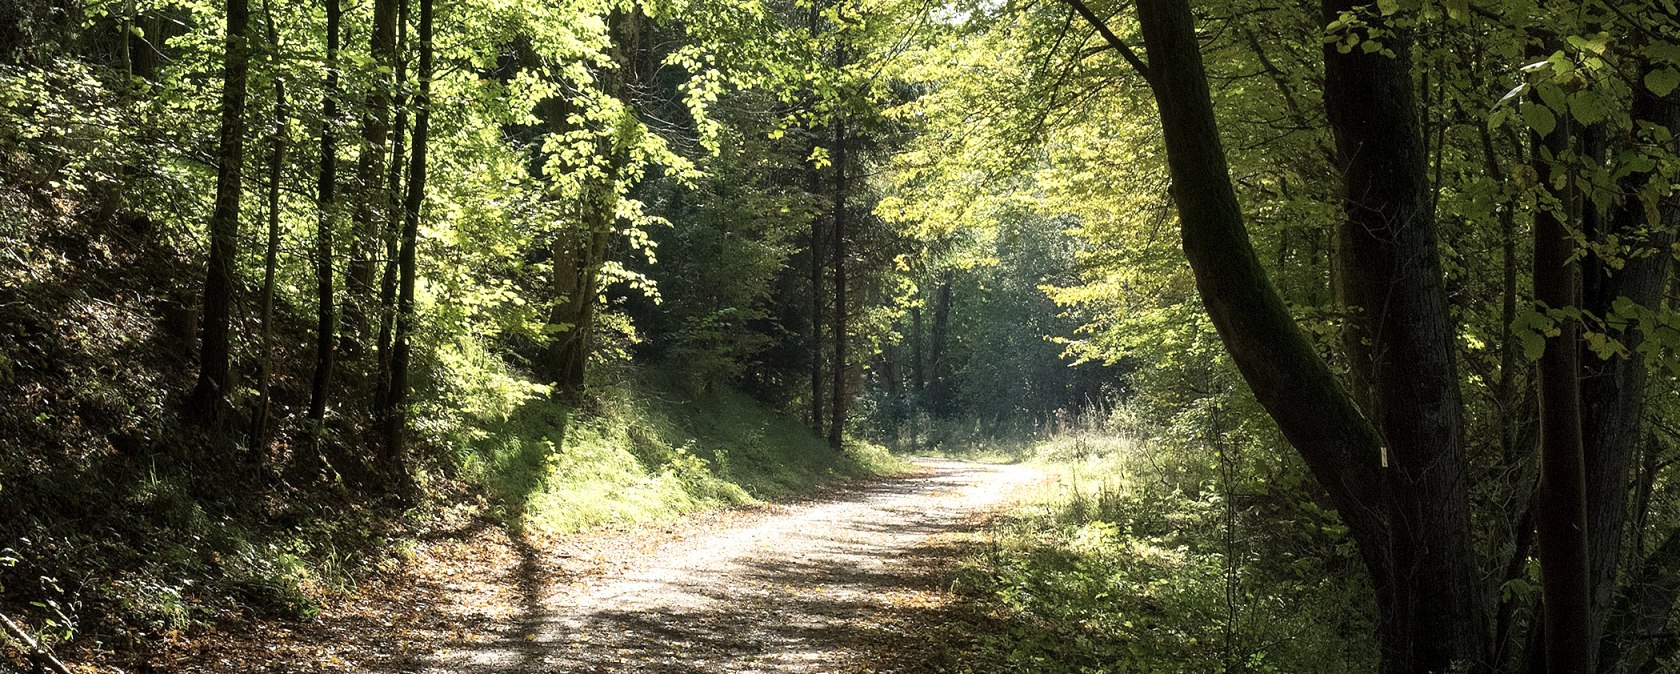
[1058,0,1152,85]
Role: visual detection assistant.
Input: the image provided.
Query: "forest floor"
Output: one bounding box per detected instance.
[139,458,1040,673]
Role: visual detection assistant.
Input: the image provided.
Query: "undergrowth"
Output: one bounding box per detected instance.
[942,424,1379,673]
[446,360,908,535]
[0,182,905,665]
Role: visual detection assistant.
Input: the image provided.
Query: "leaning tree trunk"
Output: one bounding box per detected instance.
[186,0,252,426]
[1122,0,1489,672]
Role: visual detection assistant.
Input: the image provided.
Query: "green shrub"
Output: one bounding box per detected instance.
[952,428,1377,673]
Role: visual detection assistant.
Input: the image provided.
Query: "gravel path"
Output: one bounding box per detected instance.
[417,458,1039,674]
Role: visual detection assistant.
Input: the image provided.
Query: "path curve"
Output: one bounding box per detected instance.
[420,458,1039,673]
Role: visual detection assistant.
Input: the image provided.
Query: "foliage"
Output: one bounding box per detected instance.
[453,364,908,535]
[952,425,1376,674]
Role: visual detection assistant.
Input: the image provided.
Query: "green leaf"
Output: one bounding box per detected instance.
[1570,90,1608,125]
[1519,330,1545,361]
[1520,102,1557,137]
[1644,68,1680,97]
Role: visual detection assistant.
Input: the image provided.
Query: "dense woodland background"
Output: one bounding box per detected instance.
[2,0,1680,671]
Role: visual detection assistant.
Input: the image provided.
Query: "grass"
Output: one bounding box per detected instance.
[457,369,909,536]
[940,429,1378,674]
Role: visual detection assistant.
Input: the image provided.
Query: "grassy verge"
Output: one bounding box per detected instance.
[2,359,904,667]
[942,430,1377,673]
[454,368,909,536]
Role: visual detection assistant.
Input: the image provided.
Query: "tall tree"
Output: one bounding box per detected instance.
[186,0,253,424]
[347,0,400,348]
[307,0,341,447]
[1579,60,1680,668]
[1530,81,1591,674]
[538,8,645,400]
[382,0,431,484]
[926,275,952,415]
[375,0,411,421]
[809,138,826,436]
[1101,0,1487,670]
[252,0,289,445]
[1319,0,1484,666]
[828,116,849,451]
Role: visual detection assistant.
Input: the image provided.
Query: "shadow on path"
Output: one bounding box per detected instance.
[415,459,1037,674]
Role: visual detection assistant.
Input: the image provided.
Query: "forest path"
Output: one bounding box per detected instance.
[415,458,1039,674]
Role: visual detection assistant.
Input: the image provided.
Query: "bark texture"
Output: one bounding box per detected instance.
[1580,70,1680,667]
[1320,1,1484,669]
[346,0,400,348]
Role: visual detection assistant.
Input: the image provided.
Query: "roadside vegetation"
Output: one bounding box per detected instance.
[932,416,1377,674]
[7,0,1680,668]
[458,371,905,537]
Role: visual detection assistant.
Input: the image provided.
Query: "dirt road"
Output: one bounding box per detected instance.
[416,458,1038,673]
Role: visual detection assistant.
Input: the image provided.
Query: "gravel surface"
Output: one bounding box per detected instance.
[416,458,1040,674]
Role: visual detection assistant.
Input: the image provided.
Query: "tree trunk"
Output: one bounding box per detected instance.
[1320,0,1484,668]
[828,117,848,452]
[808,141,825,437]
[382,0,430,489]
[1124,1,1488,672]
[306,0,340,447]
[926,275,952,416]
[251,0,288,446]
[538,10,642,401]
[375,0,410,417]
[543,222,611,399]
[185,0,252,426]
[911,302,925,396]
[884,332,902,448]
[1579,67,1679,666]
[911,296,927,447]
[346,0,399,352]
[1530,96,1592,674]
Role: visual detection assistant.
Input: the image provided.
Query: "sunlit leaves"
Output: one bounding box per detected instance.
[1644,68,1680,97]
